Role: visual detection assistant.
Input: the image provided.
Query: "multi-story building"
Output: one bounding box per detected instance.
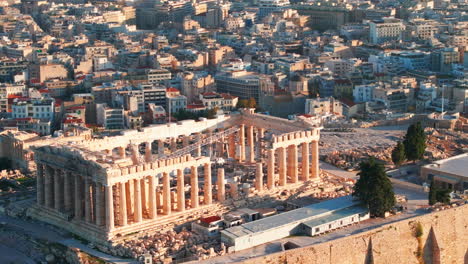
[138,83,167,110]
[431,48,459,73]
[147,69,171,85]
[166,87,187,114]
[96,103,125,130]
[11,97,55,121]
[199,92,238,111]
[0,83,27,113]
[369,18,405,44]
[353,84,375,103]
[215,71,261,102]
[258,0,289,19]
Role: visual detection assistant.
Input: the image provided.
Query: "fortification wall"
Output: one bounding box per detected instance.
[241,205,468,264]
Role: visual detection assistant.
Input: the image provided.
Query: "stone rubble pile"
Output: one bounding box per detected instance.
[110,228,226,263]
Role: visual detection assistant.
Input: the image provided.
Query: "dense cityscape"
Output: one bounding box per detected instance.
[0,0,466,263]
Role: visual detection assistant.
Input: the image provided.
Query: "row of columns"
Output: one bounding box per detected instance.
[264,140,319,190]
[36,164,114,230]
[36,163,227,229]
[228,124,265,163]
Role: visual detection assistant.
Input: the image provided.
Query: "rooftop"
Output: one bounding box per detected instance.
[223,196,358,237]
[423,153,468,178]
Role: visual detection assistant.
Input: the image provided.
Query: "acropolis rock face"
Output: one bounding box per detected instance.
[28,110,323,244]
[240,205,468,264]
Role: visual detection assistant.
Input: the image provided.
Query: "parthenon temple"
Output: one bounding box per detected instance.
[29,109,322,243]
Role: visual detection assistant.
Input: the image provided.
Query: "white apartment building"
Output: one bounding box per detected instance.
[353,84,376,103]
[369,18,405,44]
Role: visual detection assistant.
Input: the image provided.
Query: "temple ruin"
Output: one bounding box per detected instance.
[28,109,322,244]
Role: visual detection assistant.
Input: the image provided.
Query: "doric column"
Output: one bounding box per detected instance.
[118,146,126,158]
[311,140,319,179]
[105,184,114,230]
[278,147,287,186]
[95,183,104,226]
[119,182,127,226]
[301,142,310,181]
[239,124,245,162]
[267,149,275,189]
[125,181,132,220]
[64,171,72,212]
[190,166,199,209]
[247,126,254,163]
[84,178,92,223]
[162,172,171,215]
[207,131,213,157]
[74,175,82,219]
[131,144,140,164]
[170,138,177,152]
[148,176,157,219]
[217,168,225,202]
[145,142,152,162]
[204,163,212,205]
[133,179,142,223]
[176,169,185,212]
[288,145,298,183]
[140,177,147,216]
[44,166,53,208]
[54,169,62,211]
[257,128,265,159]
[255,162,263,191]
[228,134,236,158]
[36,164,44,205]
[158,140,164,156]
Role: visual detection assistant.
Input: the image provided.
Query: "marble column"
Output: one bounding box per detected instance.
[239,124,245,162]
[278,148,287,186]
[158,140,164,156]
[95,183,104,226]
[204,163,212,205]
[44,166,53,208]
[267,149,275,189]
[145,142,152,162]
[255,163,263,191]
[288,145,298,183]
[217,168,225,202]
[311,140,319,179]
[148,175,157,219]
[190,166,199,209]
[36,164,44,205]
[140,178,147,217]
[74,175,82,219]
[131,144,140,164]
[125,181,132,220]
[301,142,310,181]
[177,169,185,212]
[247,126,254,163]
[119,181,127,226]
[228,134,236,158]
[84,178,92,223]
[162,172,171,215]
[54,169,62,211]
[64,171,72,212]
[105,184,114,230]
[257,128,265,159]
[170,138,177,152]
[134,179,142,223]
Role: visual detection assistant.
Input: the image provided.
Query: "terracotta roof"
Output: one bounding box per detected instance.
[166,87,179,92]
[200,216,221,224]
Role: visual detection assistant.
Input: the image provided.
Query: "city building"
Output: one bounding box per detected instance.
[421,153,468,192]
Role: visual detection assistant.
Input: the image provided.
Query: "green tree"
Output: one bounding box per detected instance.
[428,181,437,205]
[236,99,248,108]
[391,141,406,166]
[403,122,427,162]
[428,181,451,205]
[435,188,450,204]
[247,97,256,108]
[353,157,396,217]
